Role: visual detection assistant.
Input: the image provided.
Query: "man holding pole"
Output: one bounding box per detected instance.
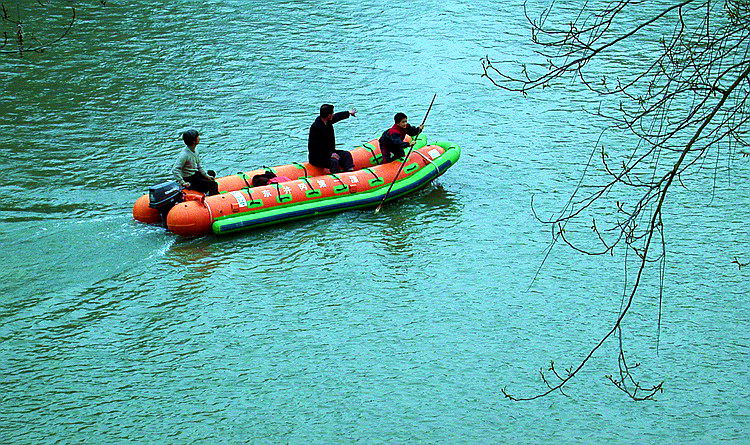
[378,112,424,163]
[375,94,436,213]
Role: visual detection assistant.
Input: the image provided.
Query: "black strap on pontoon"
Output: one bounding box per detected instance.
[293,161,308,177]
[362,167,380,181]
[363,142,376,157]
[363,142,384,165]
[293,162,315,190]
[238,172,252,189]
[274,181,282,199]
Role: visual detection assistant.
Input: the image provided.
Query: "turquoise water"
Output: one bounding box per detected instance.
[1,1,748,442]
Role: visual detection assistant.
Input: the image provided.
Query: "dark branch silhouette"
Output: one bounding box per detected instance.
[0,2,76,55]
[731,256,749,269]
[484,0,749,400]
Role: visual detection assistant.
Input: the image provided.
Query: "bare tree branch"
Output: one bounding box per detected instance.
[0,3,77,55]
[489,0,749,401]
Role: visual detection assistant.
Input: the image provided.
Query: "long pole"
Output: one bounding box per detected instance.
[374,94,437,213]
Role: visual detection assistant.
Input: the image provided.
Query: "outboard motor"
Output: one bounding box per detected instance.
[148,181,183,221]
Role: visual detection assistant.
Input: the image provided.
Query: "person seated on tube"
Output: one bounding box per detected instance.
[378,112,424,163]
[171,129,219,196]
[308,103,357,173]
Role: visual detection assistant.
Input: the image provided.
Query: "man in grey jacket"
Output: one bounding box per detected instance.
[172,129,219,196]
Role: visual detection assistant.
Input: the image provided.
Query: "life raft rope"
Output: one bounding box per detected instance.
[362,167,381,182]
[238,172,252,189]
[362,142,378,162]
[413,150,440,176]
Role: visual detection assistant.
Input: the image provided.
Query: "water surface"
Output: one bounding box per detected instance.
[1,1,748,442]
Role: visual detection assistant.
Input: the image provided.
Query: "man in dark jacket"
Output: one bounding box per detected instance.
[308,103,356,173]
[379,112,424,163]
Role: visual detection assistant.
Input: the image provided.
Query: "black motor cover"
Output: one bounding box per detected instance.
[148,181,183,218]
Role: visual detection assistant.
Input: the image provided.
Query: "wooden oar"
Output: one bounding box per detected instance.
[374,94,437,213]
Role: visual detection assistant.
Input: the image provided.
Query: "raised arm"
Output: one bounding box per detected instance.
[331,110,353,124]
[405,124,423,136]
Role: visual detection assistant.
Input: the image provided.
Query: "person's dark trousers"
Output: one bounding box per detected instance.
[329,150,354,173]
[184,172,219,196]
[381,145,406,163]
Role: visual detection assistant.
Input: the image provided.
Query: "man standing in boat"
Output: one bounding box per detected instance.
[379,112,424,163]
[172,129,219,196]
[308,104,357,173]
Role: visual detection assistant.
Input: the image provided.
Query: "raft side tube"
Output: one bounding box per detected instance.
[191,142,445,227]
[212,142,460,235]
[132,194,161,224]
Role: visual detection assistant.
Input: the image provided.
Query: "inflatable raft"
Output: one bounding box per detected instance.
[132,134,460,237]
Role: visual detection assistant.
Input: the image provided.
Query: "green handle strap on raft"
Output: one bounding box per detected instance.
[245,189,264,208]
[237,172,252,189]
[329,174,350,194]
[403,162,420,174]
[276,193,293,203]
[292,161,307,177]
[292,162,316,190]
[291,162,321,198]
[272,182,293,203]
[363,142,382,165]
[273,181,281,198]
[363,167,384,186]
